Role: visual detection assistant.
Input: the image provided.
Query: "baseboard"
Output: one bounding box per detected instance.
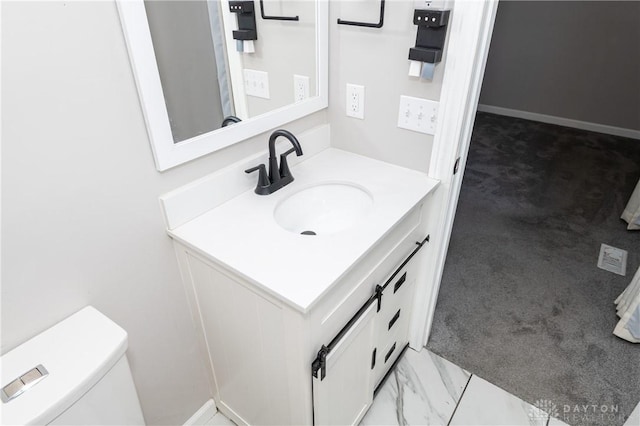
[184,399,217,425]
[476,104,640,141]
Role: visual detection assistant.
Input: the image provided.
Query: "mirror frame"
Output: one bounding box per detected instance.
[117,0,328,171]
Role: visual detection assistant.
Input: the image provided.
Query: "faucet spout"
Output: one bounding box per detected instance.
[268,129,303,158]
[246,129,303,195]
[268,129,303,182]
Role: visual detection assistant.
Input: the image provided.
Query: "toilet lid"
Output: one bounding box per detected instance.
[0,306,128,425]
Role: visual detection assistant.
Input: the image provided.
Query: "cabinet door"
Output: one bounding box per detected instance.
[312,303,377,426]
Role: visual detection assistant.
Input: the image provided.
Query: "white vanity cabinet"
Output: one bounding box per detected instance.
[173,205,429,426]
[311,241,423,425]
[164,147,439,425]
[312,302,377,425]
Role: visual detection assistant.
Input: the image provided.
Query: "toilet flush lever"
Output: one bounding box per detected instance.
[1,364,49,403]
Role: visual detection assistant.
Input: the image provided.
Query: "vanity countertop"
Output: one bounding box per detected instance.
[169,148,439,313]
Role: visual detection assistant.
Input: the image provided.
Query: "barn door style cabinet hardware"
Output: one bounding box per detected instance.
[173,197,435,425]
[311,235,428,424]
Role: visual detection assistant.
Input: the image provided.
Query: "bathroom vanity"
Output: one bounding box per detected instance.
[163,136,438,425]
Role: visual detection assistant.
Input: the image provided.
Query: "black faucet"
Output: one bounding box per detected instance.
[221,115,242,127]
[245,129,303,195]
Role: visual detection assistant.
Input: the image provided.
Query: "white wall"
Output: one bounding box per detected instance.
[328,0,448,173]
[2,1,449,423]
[1,1,326,424]
[479,1,640,132]
[241,0,317,116]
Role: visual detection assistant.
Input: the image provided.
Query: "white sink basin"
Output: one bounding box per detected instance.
[274,183,374,235]
[167,148,439,311]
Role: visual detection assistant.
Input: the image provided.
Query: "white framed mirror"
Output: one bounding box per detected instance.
[117,0,328,171]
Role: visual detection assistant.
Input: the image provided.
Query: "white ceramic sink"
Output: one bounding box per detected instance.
[167,148,439,311]
[274,183,373,235]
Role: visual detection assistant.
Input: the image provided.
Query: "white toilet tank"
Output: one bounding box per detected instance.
[1,306,145,425]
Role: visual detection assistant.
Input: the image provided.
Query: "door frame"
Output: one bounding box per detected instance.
[410,0,500,348]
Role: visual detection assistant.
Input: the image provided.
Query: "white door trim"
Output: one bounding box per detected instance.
[412,0,499,347]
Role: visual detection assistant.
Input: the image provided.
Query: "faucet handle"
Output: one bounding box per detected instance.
[279,148,297,179]
[245,164,270,194]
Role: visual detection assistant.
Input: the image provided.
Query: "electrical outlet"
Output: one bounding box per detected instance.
[293,75,310,103]
[346,83,365,119]
[397,95,439,135]
[243,69,270,99]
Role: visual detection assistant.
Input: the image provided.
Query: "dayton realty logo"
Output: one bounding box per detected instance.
[530,400,559,421]
[561,404,623,423]
[530,400,625,423]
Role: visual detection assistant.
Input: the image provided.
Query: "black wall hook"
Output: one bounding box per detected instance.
[337,0,385,28]
[259,0,299,21]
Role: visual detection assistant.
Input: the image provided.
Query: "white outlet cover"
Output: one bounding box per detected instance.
[397,95,438,135]
[346,83,365,119]
[293,75,310,103]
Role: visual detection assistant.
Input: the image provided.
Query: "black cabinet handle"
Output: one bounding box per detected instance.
[388,309,401,330]
[393,272,406,293]
[384,342,397,363]
[371,348,377,369]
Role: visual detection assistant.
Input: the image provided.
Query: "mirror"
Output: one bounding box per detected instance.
[117,0,328,171]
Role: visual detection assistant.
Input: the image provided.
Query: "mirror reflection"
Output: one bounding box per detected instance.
[143,0,318,144]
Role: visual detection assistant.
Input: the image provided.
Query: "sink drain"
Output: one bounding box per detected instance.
[301,230,317,236]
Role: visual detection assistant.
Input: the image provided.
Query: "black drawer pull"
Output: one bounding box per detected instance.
[388,309,401,330]
[384,342,397,363]
[371,348,377,369]
[393,272,407,293]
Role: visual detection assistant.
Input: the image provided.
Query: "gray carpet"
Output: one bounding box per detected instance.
[427,112,640,426]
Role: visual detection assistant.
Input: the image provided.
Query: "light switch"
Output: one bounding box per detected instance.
[397,95,439,135]
[243,69,270,99]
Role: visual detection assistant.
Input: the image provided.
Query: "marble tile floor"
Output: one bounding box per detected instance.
[361,348,639,426]
[206,347,640,426]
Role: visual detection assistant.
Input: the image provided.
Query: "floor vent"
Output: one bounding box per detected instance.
[597,244,627,276]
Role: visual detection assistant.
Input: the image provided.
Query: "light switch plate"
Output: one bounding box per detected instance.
[244,69,270,99]
[397,95,438,135]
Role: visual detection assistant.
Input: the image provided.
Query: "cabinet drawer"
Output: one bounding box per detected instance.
[372,329,409,387]
[310,231,429,415]
[379,260,417,317]
[377,255,418,343]
[312,207,423,346]
[373,277,414,387]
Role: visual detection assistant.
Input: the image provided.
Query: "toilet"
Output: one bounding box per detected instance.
[1,306,145,425]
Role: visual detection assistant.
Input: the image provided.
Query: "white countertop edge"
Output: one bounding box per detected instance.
[167,148,440,313]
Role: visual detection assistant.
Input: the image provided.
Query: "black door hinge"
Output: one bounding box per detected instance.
[453,157,461,175]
